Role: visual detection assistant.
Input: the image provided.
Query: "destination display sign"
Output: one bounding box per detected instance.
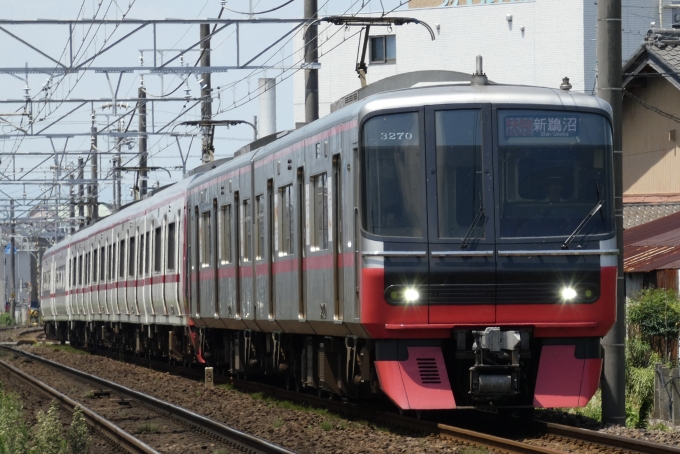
[504,116,579,138]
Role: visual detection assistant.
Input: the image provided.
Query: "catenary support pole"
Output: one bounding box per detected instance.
[304,0,318,124]
[116,137,122,211]
[597,0,626,426]
[200,23,213,164]
[77,157,84,230]
[138,85,148,197]
[90,121,98,223]
[8,199,15,323]
[69,174,75,234]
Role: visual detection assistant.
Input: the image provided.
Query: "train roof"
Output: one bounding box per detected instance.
[187,83,612,192]
[44,175,198,258]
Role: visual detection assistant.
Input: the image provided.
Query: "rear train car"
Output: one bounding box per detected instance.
[42,81,616,411]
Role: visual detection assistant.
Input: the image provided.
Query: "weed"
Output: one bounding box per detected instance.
[649,421,672,431]
[272,418,283,429]
[34,401,68,454]
[67,406,92,454]
[83,391,95,399]
[135,422,161,434]
[0,314,12,326]
[320,420,333,431]
[460,447,488,454]
[46,344,89,355]
[194,389,201,397]
[218,383,234,391]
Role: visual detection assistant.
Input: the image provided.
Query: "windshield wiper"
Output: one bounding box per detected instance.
[561,198,604,249]
[461,204,485,249]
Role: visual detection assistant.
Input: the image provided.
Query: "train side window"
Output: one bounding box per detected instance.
[139,234,145,275]
[154,226,162,272]
[111,244,116,280]
[145,232,150,274]
[310,173,328,251]
[167,222,176,270]
[119,239,125,278]
[200,212,211,267]
[219,207,231,264]
[100,246,105,282]
[244,199,252,262]
[256,195,264,260]
[278,185,293,256]
[86,252,91,285]
[78,254,83,286]
[129,236,136,277]
[107,245,112,281]
[93,249,98,283]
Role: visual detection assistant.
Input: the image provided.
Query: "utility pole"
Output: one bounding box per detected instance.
[77,157,84,230]
[597,0,625,426]
[8,199,15,323]
[304,0,319,124]
[69,173,75,234]
[200,24,214,164]
[138,84,148,197]
[90,113,98,223]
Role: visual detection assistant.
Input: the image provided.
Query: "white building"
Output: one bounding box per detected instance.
[293,0,671,124]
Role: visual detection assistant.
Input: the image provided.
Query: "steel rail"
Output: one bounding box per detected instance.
[2,346,296,454]
[0,360,159,454]
[86,348,680,454]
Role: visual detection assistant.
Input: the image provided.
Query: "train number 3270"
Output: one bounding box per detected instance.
[380,132,413,140]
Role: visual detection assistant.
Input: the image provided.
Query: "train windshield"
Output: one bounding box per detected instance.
[362,112,423,237]
[498,110,613,239]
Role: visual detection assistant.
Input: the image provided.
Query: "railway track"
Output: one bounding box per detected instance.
[0,359,159,454]
[1,346,296,454]
[76,346,680,454]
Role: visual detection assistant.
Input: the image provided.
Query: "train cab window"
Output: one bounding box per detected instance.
[154,227,162,272]
[256,195,265,260]
[119,239,125,278]
[200,213,211,267]
[498,110,613,238]
[145,232,150,274]
[243,199,252,262]
[362,112,422,237]
[310,174,328,251]
[219,208,231,264]
[278,185,294,256]
[129,236,136,277]
[99,247,105,282]
[167,222,176,270]
[435,109,484,239]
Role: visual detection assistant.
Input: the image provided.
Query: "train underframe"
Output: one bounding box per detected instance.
[44,321,601,410]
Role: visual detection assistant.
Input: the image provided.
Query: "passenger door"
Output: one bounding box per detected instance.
[425,105,496,324]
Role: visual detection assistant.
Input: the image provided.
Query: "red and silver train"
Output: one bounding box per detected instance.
[41,80,616,411]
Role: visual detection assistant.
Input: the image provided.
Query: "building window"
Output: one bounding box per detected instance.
[167,222,176,270]
[220,207,231,264]
[311,173,329,251]
[278,185,294,256]
[370,35,396,64]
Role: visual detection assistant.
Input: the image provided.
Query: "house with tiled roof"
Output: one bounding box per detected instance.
[622,30,680,230]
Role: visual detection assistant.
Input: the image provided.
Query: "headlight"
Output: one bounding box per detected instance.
[404,288,419,303]
[561,287,577,301]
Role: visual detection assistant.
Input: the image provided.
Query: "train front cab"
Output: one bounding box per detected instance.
[358,101,616,410]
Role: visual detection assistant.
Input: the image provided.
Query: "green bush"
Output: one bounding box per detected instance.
[0,314,12,326]
[628,288,680,349]
[624,337,661,428]
[34,402,67,454]
[0,383,30,454]
[66,406,91,454]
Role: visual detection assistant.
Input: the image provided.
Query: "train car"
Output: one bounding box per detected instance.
[42,75,615,412]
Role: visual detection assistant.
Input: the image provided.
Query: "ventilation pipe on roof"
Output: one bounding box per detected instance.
[470,55,489,86]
